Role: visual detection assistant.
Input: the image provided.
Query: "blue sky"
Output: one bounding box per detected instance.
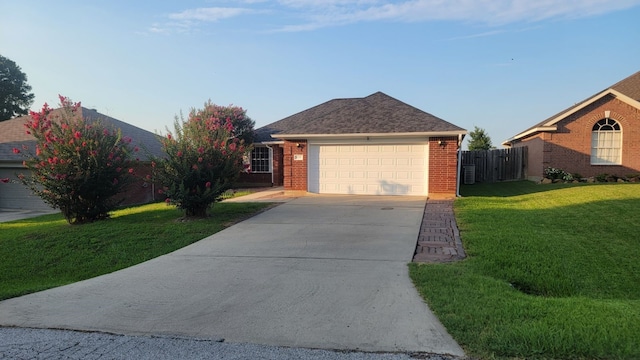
[1,0,639,148]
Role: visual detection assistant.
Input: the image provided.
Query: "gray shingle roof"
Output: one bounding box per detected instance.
[611,70,640,101]
[255,92,465,142]
[504,70,640,144]
[0,107,163,163]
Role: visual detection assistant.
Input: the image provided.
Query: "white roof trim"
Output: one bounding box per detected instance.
[542,89,640,127]
[504,88,640,146]
[257,140,284,145]
[273,130,466,140]
[502,126,556,146]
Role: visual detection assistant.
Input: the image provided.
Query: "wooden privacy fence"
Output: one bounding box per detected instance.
[461,147,527,183]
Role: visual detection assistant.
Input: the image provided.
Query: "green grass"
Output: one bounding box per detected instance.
[410,181,640,360]
[0,201,272,301]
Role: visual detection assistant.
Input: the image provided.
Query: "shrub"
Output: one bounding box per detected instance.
[154,102,251,218]
[18,96,136,224]
[543,167,573,181]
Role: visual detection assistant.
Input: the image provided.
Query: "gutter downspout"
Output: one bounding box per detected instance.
[456,134,463,197]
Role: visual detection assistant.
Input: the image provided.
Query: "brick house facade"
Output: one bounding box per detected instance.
[504,71,640,181]
[251,92,466,197]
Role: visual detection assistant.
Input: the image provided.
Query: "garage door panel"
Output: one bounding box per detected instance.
[313,144,427,196]
[0,169,52,210]
[396,158,411,166]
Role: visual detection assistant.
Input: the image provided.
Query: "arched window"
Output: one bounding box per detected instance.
[591,118,622,165]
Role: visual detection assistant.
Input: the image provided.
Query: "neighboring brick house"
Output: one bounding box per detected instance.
[0,108,164,210]
[503,71,640,181]
[248,92,467,197]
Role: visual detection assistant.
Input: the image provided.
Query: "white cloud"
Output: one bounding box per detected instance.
[153,0,640,34]
[169,7,253,22]
[273,0,640,31]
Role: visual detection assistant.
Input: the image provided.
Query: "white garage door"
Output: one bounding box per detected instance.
[0,168,51,210]
[308,144,428,196]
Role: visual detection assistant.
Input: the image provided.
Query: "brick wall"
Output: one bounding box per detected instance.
[283,140,308,191]
[272,145,284,186]
[517,95,640,178]
[428,137,459,195]
[121,163,156,205]
[235,145,284,187]
[237,172,272,186]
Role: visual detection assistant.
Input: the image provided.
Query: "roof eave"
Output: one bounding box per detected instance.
[502,126,557,146]
[541,89,639,128]
[257,140,285,145]
[273,130,467,140]
[505,87,640,146]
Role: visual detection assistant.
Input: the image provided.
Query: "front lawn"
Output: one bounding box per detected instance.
[0,202,272,301]
[410,181,640,360]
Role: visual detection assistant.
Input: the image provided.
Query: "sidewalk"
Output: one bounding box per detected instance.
[221,187,295,203]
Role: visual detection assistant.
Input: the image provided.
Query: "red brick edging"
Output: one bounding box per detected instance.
[413,200,466,263]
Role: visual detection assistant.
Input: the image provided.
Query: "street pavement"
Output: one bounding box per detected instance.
[0,327,463,360]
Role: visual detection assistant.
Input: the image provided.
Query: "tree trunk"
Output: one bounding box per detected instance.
[185,205,209,218]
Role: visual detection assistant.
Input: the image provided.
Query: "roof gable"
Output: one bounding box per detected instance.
[0,108,163,162]
[503,70,640,146]
[255,92,465,142]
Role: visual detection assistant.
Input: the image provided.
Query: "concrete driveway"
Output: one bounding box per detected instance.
[0,195,464,356]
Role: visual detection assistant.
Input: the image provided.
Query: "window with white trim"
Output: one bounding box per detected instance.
[591,118,622,165]
[251,147,271,173]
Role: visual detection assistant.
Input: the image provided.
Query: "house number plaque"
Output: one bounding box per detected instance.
[293,154,304,161]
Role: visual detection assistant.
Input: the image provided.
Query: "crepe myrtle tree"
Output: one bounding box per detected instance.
[154,102,251,218]
[17,96,137,224]
[203,102,256,144]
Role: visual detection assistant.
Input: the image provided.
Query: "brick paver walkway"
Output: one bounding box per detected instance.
[413,200,466,263]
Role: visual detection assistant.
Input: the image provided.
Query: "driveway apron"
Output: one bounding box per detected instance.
[0,195,464,356]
